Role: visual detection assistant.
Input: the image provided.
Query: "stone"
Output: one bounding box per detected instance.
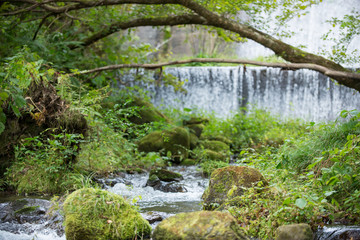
[152,211,248,240]
[202,149,227,162]
[149,168,183,182]
[63,188,151,240]
[146,175,187,193]
[127,97,169,124]
[183,117,209,126]
[138,127,190,163]
[202,166,267,210]
[275,223,313,240]
[189,133,199,150]
[187,124,205,138]
[201,140,230,153]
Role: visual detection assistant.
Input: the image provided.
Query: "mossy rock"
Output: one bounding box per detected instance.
[180,159,198,166]
[128,97,169,124]
[275,223,313,240]
[183,117,209,126]
[138,127,190,163]
[202,166,267,210]
[152,211,248,240]
[150,168,183,182]
[186,124,205,138]
[189,133,199,150]
[201,135,233,146]
[63,188,151,240]
[201,140,230,153]
[202,149,227,162]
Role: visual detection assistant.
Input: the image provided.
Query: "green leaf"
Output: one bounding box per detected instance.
[324,190,336,197]
[282,197,291,206]
[295,198,307,209]
[326,176,339,186]
[0,121,4,135]
[183,108,192,112]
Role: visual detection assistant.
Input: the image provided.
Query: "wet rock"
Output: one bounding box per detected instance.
[202,166,267,210]
[152,211,248,240]
[150,168,183,182]
[63,188,151,240]
[0,198,64,236]
[314,225,360,240]
[146,175,187,193]
[276,223,313,240]
[138,127,190,163]
[141,212,164,224]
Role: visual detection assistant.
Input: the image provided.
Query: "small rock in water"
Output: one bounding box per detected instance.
[141,212,164,224]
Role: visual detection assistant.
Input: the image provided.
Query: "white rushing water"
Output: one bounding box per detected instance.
[109,166,208,214]
[125,66,360,122]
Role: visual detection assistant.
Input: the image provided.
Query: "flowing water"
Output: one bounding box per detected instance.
[124,66,360,121]
[0,166,208,239]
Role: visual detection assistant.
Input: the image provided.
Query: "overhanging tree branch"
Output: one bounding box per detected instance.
[67,58,360,82]
[71,14,208,49]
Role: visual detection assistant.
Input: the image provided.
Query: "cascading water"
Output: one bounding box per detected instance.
[129,66,360,121]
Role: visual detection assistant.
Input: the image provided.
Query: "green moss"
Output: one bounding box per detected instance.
[63,188,151,240]
[189,133,199,150]
[202,149,227,162]
[138,127,190,163]
[152,211,248,240]
[14,205,39,215]
[128,97,169,124]
[202,166,267,210]
[183,117,209,125]
[201,135,233,146]
[186,124,205,138]
[180,159,198,166]
[201,140,230,153]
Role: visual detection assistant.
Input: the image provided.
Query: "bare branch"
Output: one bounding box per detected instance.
[67,58,360,82]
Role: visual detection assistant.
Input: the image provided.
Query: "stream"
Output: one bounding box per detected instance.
[1,166,359,240]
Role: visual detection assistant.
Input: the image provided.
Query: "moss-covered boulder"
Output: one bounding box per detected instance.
[189,133,199,150]
[152,211,248,240]
[183,117,209,126]
[201,140,230,153]
[187,124,205,138]
[128,97,169,124]
[202,166,267,210]
[63,188,151,240]
[150,168,183,182]
[180,159,197,166]
[201,135,233,146]
[275,223,313,240]
[202,149,227,162]
[137,127,190,163]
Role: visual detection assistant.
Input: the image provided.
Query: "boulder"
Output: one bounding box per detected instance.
[152,211,248,240]
[150,168,183,182]
[138,127,190,163]
[63,188,151,240]
[187,124,205,138]
[183,117,209,126]
[146,175,187,193]
[180,159,197,166]
[127,97,169,124]
[202,166,267,210]
[276,223,313,240]
[189,133,199,150]
[201,135,233,146]
[202,149,227,162]
[201,140,230,153]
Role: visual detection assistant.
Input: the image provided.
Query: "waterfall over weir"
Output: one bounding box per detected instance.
[125,67,360,122]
